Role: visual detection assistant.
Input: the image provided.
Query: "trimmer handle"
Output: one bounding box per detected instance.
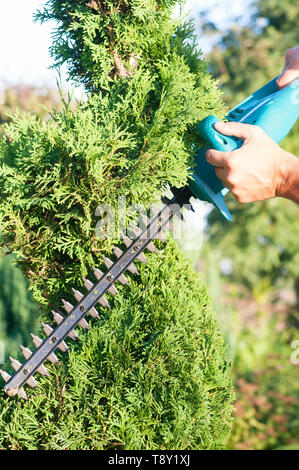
[197,115,241,152]
[189,76,299,221]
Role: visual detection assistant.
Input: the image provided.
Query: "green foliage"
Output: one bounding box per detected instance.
[0,0,233,449]
[0,85,63,364]
[228,307,298,450]
[196,0,299,450]
[0,0,224,311]
[36,0,207,93]
[0,242,233,450]
[207,195,299,293]
[205,0,299,300]
[0,255,39,368]
[197,245,299,450]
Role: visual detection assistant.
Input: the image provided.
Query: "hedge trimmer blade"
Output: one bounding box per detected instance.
[1,193,190,399]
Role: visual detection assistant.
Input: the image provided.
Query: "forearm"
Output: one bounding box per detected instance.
[277,151,299,204]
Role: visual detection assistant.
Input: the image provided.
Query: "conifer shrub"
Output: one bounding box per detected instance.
[0,242,233,450]
[0,0,234,449]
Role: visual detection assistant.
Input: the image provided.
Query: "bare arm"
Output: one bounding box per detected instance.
[277,151,299,204]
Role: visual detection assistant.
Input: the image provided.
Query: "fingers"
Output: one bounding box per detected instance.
[277,47,299,88]
[277,69,299,89]
[206,148,229,167]
[206,121,254,167]
[213,121,253,141]
[214,167,232,190]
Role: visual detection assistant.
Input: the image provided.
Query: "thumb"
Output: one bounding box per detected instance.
[277,69,298,89]
[214,121,253,141]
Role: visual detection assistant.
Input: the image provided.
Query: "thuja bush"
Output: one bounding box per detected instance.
[0,242,233,450]
[0,0,234,449]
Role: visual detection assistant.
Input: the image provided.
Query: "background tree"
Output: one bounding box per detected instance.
[205,0,299,310]
[0,84,62,127]
[0,254,39,370]
[0,84,63,369]
[195,0,299,450]
[0,0,233,450]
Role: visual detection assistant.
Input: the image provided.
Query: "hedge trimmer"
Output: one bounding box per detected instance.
[1,76,298,399]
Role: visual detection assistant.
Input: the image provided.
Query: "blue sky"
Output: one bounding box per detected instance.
[0,0,251,90]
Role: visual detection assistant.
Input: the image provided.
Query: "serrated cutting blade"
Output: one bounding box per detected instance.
[1,195,183,399]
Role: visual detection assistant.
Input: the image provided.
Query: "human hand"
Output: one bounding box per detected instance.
[206,121,288,203]
[277,46,299,89]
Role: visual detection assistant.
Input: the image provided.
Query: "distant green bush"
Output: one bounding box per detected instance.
[0,254,39,369]
[228,309,299,450]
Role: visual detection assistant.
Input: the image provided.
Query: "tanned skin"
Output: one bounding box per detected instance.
[206,46,299,205]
